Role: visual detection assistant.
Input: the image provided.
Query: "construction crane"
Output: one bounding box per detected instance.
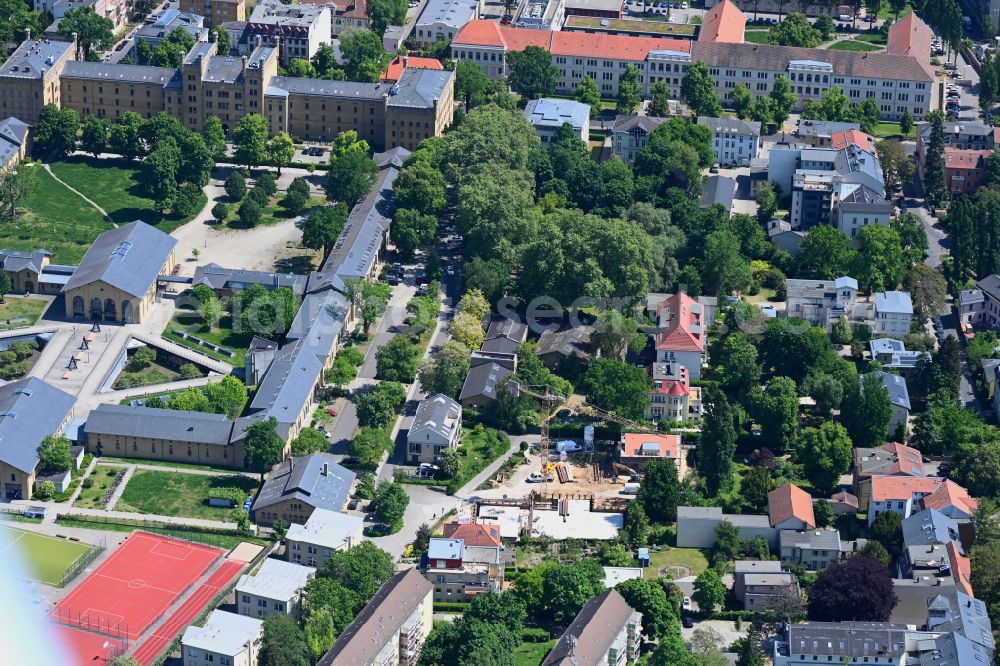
[509,381,659,493]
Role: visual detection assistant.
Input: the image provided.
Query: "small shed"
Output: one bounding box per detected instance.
[637,547,650,568]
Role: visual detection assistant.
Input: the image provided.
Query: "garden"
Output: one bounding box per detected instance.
[73,465,125,510]
[0,339,41,381]
[111,345,205,390]
[114,469,258,521]
[0,298,47,331]
[212,172,325,229]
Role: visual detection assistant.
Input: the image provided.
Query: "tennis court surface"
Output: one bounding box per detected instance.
[50,531,222,640]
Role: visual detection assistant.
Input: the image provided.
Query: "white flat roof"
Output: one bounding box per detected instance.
[235,558,314,601]
[182,610,263,656]
[604,566,643,587]
[285,508,362,551]
[531,500,622,540]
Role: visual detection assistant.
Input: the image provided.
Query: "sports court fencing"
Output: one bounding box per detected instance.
[50,607,131,647]
[54,513,254,546]
[58,534,106,588]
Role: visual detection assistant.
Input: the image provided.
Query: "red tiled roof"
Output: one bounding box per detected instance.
[620,433,680,459]
[698,0,746,44]
[442,522,502,547]
[994,127,1000,146]
[922,479,978,516]
[382,55,443,82]
[654,292,704,353]
[830,491,859,508]
[887,12,934,78]
[452,20,691,59]
[831,128,877,153]
[945,147,991,171]
[948,541,974,595]
[651,365,689,396]
[767,483,815,529]
[869,475,942,502]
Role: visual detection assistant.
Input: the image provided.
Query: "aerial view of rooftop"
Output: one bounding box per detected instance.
[0,0,996,662]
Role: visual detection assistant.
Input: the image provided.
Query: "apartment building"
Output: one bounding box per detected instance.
[524,97,590,143]
[646,362,701,423]
[252,455,356,526]
[960,274,1000,332]
[916,121,1000,196]
[779,529,855,571]
[697,115,760,167]
[733,560,800,611]
[300,0,370,37]
[611,114,665,163]
[179,0,246,27]
[795,119,860,147]
[868,338,930,373]
[875,291,913,336]
[244,0,331,65]
[652,291,706,381]
[853,442,926,510]
[318,569,433,666]
[784,275,859,329]
[36,39,457,147]
[868,476,977,526]
[236,559,314,619]
[619,433,682,473]
[422,537,504,602]
[407,393,462,464]
[0,38,75,124]
[413,0,479,42]
[182,610,263,666]
[835,181,892,241]
[134,9,210,50]
[543,590,642,666]
[286,508,363,569]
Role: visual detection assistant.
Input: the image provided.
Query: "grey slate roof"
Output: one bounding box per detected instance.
[62,221,178,298]
[192,263,307,295]
[612,114,666,135]
[926,591,995,652]
[536,325,593,360]
[0,117,30,168]
[85,404,237,446]
[386,68,455,109]
[269,76,388,98]
[779,528,842,551]
[865,370,911,411]
[203,55,244,83]
[0,378,74,473]
[416,0,479,29]
[0,39,74,80]
[796,119,860,139]
[410,393,461,441]
[697,115,761,137]
[976,274,1000,303]
[917,632,992,666]
[62,61,180,85]
[700,174,737,212]
[543,590,638,666]
[0,248,50,274]
[459,362,512,402]
[252,454,355,513]
[784,622,911,659]
[318,569,432,666]
[876,290,913,314]
[902,508,961,552]
[480,315,527,356]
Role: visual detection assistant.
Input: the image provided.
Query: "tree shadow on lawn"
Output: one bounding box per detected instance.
[274,255,318,274]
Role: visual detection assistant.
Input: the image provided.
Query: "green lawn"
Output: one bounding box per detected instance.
[4,162,113,264]
[513,641,556,666]
[744,29,770,44]
[853,32,887,44]
[646,547,710,578]
[115,469,258,520]
[0,298,47,329]
[220,195,326,229]
[445,427,511,493]
[827,39,884,52]
[48,156,206,232]
[54,516,267,550]
[99,456,239,473]
[0,524,97,586]
[73,466,123,509]
[162,311,253,367]
[872,122,914,139]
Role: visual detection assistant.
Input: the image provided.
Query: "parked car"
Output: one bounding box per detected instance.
[527,472,554,483]
[682,617,695,628]
[682,597,693,611]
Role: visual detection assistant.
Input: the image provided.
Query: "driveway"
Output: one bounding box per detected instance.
[680,619,745,654]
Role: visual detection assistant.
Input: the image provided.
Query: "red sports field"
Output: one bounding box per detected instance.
[50,532,222,640]
[51,625,127,664]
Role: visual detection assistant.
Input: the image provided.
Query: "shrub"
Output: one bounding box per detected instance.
[247,186,270,206]
[255,172,278,197]
[225,172,247,201]
[179,363,202,379]
[211,202,229,224]
[238,199,262,227]
[35,481,55,500]
[521,628,552,643]
[208,487,246,505]
[81,478,94,489]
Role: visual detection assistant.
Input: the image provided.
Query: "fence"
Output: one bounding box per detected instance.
[50,606,131,646]
[58,535,106,588]
[55,513,256,546]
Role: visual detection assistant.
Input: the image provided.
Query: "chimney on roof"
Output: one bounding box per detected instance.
[256,34,263,47]
[322,462,329,476]
[403,53,409,68]
[24,28,29,41]
[211,30,217,42]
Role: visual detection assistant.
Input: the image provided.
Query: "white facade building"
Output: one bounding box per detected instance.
[236,559,314,619]
[697,115,761,167]
[182,610,263,666]
[524,97,590,144]
[286,508,363,569]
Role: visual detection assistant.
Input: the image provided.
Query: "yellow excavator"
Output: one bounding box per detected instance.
[509,381,659,494]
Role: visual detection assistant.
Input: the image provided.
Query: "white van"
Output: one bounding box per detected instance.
[622,483,640,495]
[838,14,852,21]
[555,440,583,453]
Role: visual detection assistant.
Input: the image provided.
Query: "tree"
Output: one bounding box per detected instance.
[394,160,447,215]
[899,109,913,137]
[540,560,605,624]
[864,0,883,25]
[350,427,391,467]
[198,295,223,331]
[367,0,406,36]
[267,131,296,174]
[768,12,822,46]
[375,335,420,382]
[237,198,261,227]
[807,556,898,621]
[233,114,269,168]
[693,568,726,612]
[813,13,835,40]
[243,417,284,479]
[843,373,892,448]
[418,341,472,399]
[356,382,405,428]
[80,116,108,158]
[923,111,948,207]
[508,46,558,100]
[212,24,232,54]
[575,76,602,118]
[37,435,72,473]
[320,542,396,604]
[34,105,79,156]
[869,510,904,557]
[172,182,203,217]
[616,65,642,114]
[326,131,378,204]
[858,539,891,566]
[0,168,28,219]
[741,465,775,513]
[717,332,761,400]
[204,376,247,418]
[730,83,754,120]
[259,614,310,666]
[590,309,645,361]
[582,358,651,421]
[152,27,196,67]
[854,225,903,293]
[455,61,495,110]
[291,428,328,457]
[813,498,833,528]
[802,372,844,416]
[876,139,915,195]
[796,421,854,495]
[143,137,180,212]
[286,58,317,78]
[340,28,389,82]
[802,86,850,122]
[224,172,246,202]
[391,208,437,259]
[681,61,722,118]
[59,7,114,59]
[299,204,348,264]
[796,226,857,279]
[735,623,767,666]
[754,181,778,224]
[698,386,738,496]
[635,459,681,523]
[749,376,799,451]
[372,480,409,529]
[615,578,675,640]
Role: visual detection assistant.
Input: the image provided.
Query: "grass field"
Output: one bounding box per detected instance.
[5,163,113,264]
[220,195,326,229]
[54,516,268,551]
[872,121,913,139]
[116,469,258,520]
[0,298,47,329]
[827,39,884,52]
[513,640,555,666]
[73,466,123,510]
[744,29,769,44]
[0,524,97,585]
[98,457,237,473]
[646,547,710,578]
[162,310,253,367]
[48,156,205,232]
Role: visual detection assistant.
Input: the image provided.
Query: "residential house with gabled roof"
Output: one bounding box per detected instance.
[768,484,815,531]
[536,323,593,368]
[733,560,800,611]
[697,115,761,167]
[543,590,642,666]
[285,508,363,569]
[235,558,314,619]
[191,263,308,298]
[653,291,706,380]
[902,508,962,554]
[646,362,701,423]
[62,220,178,324]
[0,116,30,170]
[875,291,914,337]
[853,442,926,510]
[458,361,512,408]
[181,610,263,666]
[407,393,462,464]
[778,528,861,571]
[612,115,666,164]
[698,0,746,44]
[252,454,356,527]
[421,536,503,602]
[868,476,977,526]
[619,433,681,474]
[0,377,75,500]
[925,590,995,655]
[0,248,51,294]
[443,522,502,548]
[480,315,528,356]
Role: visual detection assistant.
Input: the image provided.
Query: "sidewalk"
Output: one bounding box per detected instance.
[9,500,239,531]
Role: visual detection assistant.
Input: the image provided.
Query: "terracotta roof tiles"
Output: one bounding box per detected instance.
[768,483,815,529]
[621,433,681,459]
[698,0,746,44]
[654,292,705,353]
[442,522,503,547]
